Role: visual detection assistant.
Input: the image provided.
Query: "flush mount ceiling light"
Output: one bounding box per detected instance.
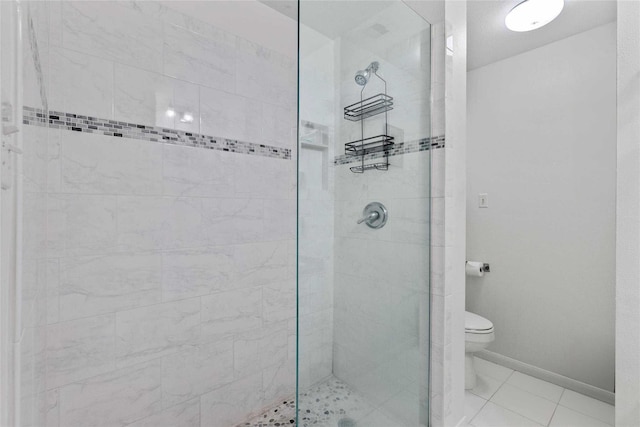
[505,0,564,32]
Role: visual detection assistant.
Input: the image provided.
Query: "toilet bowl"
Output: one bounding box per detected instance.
[465,311,495,390]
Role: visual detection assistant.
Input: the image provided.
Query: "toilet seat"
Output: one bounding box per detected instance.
[465,311,494,334]
[466,328,494,334]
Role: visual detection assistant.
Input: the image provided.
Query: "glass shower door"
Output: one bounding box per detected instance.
[297,2,432,426]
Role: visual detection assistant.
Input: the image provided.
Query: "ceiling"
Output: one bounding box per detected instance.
[262,0,444,39]
[468,0,616,70]
[263,1,397,39]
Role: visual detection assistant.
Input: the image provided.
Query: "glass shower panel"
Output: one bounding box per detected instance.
[298,2,432,426]
[1,1,50,425]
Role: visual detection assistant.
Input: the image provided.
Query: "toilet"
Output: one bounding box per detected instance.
[465,311,495,389]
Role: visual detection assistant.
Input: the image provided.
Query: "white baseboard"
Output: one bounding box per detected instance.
[477,350,615,405]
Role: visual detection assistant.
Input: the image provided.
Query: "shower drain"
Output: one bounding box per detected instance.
[337,418,356,427]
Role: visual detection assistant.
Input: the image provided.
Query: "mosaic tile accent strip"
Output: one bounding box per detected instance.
[237,377,380,427]
[22,106,291,160]
[334,135,445,166]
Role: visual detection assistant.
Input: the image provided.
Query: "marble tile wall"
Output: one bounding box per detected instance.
[47,1,296,150]
[429,20,449,427]
[35,1,297,426]
[20,2,51,426]
[429,2,468,426]
[297,25,336,390]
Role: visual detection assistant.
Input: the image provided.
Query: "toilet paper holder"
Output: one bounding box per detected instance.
[466,261,490,273]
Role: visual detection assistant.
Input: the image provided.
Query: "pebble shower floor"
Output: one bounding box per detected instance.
[236,377,377,427]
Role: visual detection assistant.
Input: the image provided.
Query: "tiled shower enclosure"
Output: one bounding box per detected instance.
[2,0,440,425]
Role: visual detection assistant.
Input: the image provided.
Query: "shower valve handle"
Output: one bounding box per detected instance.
[357,211,379,224]
[357,202,388,229]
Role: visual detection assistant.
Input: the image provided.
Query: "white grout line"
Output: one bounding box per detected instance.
[467,395,489,427]
[546,402,560,427]
[503,368,516,384]
[557,388,566,404]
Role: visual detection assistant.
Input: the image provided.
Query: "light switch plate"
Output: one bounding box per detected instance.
[478,193,489,208]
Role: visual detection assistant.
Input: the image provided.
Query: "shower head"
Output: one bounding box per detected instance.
[355,70,369,86]
[354,61,379,86]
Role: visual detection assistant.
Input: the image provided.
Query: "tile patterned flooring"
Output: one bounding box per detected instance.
[466,357,615,427]
[239,358,615,426]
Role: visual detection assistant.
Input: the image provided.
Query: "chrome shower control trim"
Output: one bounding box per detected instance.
[358,202,387,229]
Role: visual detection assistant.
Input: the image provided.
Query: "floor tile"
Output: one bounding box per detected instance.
[469,374,503,400]
[506,372,564,403]
[474,358,514,383]
[382,388,424,426]
[490,383,557,426]
[355,366,406,406]
[470,401,544,427]
[549,405,613,427]
[465,391,487,422]
[358,409,406,427]
[356,409,417,427]
[559,389,615,425]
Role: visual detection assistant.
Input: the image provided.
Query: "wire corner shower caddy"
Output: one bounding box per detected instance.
[344,61,394,173]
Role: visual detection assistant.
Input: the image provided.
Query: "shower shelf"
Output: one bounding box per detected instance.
[343,93,394,121]
[349,162,389,173]
[343,64,393,174]
[345,134,395,156]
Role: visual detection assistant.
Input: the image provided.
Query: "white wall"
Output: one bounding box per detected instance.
[467,23,616,392]
[616,1,640,424]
